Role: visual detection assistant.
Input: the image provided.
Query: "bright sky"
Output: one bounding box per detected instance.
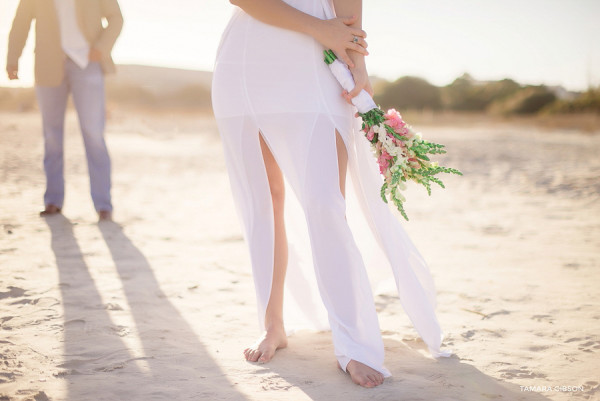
[1,0,599,90]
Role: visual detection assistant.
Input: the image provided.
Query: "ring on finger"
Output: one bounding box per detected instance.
[353,35,359,43]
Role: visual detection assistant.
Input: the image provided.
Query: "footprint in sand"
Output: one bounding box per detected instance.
[481,225,510,236]
[528,345,551,352]
[109,325,130,337]
[577,339,600,353]
[104,303,124,311]
[0,371,17,384]
[584,381,599,395]
[0,287,26,299]
[461,330,476,340]
[531,314,554,324]
[565,336,600,352]
[260,376,294,391]
[9,297,38,305]
[10,390,49,401]
[498,367,546,379]
[483,310,510,320]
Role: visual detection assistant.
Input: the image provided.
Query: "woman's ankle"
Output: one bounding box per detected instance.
[264,318,285,332]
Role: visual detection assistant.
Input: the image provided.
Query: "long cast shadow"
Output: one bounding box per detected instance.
[98,221,247,400]
[47,215,246,400]
[47,215,141,400]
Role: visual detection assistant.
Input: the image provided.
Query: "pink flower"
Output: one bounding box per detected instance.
[366,127,375,141]
[384,108,404,128]
[377,149,393,174]
[384,108,402,122]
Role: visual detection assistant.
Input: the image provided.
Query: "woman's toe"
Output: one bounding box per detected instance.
[259,348,275,363]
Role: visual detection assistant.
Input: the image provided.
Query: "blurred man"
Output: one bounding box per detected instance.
[6,0,123,221]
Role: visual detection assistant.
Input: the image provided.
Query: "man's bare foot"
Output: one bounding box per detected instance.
[98,210,112,221]
[243,324,287,363]
[40,205,61,216]
[341,360,385,388]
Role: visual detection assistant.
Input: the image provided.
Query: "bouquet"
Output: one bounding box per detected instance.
[324,49,462,220]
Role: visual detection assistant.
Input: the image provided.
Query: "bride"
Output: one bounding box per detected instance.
[212,0,449,388]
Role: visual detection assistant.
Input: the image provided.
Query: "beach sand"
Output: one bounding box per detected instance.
[1,110,598,401]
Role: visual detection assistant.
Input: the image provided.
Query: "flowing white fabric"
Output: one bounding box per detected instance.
[212,0,451,377]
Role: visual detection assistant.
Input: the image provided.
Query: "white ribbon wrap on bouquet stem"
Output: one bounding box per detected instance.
[327,59,377,114]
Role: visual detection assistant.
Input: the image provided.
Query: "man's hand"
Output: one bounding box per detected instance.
[7,65,19,80]
[88,48,102,62]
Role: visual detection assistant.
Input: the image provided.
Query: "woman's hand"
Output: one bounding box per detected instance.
[310,15,368,68]
[343,54,373,104]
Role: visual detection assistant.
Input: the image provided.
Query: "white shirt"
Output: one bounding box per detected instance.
[53,0,90,69]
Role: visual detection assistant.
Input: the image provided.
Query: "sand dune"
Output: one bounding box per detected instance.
[0,111,598,400]
[109,65,213,94]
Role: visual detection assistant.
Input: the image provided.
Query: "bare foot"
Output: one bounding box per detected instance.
[342,360,385,388]
[243,324,288,363]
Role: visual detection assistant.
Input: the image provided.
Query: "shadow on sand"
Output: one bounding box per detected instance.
[46,214,553,401]
[258,331,553,401]
[46,215,247,401]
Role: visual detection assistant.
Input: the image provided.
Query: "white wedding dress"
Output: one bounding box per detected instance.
[212,0,450,376]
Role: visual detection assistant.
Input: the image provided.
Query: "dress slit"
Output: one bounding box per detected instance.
[212,0,451,378]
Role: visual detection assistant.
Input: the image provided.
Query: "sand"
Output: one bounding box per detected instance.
[0,110,598,401]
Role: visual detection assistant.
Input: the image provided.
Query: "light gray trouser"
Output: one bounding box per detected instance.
[35,59,112,212]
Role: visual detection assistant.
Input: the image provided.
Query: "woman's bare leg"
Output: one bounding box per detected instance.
[244,133,289,363]
[335,132,384,387]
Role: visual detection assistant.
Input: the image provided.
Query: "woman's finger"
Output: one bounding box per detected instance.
[342,90,353,105]
[349,35,368,49]
[347,42,369,56]
[352,29,367,38]
[342,15,358,26]
[337,50,355,68]
[348,84,362,99]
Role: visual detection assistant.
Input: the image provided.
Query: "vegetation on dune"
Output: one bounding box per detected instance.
[375,76,442,111]
[374,73,598,116]
[544,87,600,114]
[441,74,521,112]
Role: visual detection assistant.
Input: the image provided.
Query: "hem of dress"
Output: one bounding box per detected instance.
[337,355,392,378]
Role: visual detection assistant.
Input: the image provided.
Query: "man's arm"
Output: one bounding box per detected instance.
[92,0,123,58]
[6,0,35,80]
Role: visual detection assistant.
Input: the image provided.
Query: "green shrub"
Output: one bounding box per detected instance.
[442,73,521,111]
[545,87,600,114]
[490,86,557,115]
[374,76,442,110]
